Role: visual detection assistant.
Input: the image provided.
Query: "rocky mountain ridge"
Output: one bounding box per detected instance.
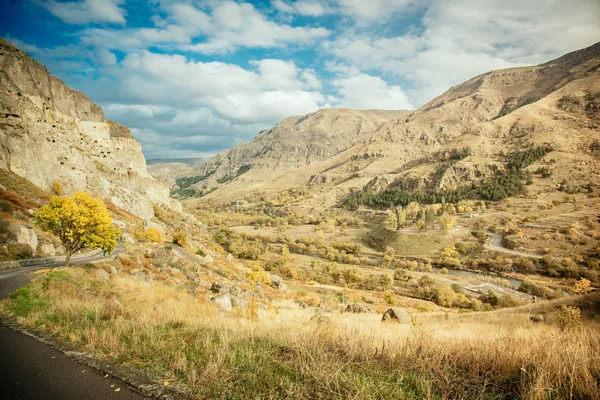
[0,38,180,218]
[177,41,600,204]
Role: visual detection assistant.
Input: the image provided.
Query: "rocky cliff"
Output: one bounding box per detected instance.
[0,38,180,218]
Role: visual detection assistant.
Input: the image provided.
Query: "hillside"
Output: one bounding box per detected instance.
[176,42,600,204]
[0,38,180,219]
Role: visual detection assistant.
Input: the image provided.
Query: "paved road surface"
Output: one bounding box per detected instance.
[486,233,542,259]
[0,245,148,399]
[171,244,198,263]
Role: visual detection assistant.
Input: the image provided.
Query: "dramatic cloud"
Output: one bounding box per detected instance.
[325,0,600,103]
[4,0,599,157]
[80,1,330,54]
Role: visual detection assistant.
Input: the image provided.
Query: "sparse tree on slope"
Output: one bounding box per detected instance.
[36,192,120,267]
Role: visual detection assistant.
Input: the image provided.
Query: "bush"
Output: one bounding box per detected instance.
[0,199,14,214]
[557,95,581,112]
[52,180,64,196]
[571,278,592,294]
[0,220,15,244]
[142,228,164,243]
[555,305,581,330]
[172,231,188,247]
[247,265,271,285]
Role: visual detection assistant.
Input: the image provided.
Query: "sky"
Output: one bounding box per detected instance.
[1,0,599,159]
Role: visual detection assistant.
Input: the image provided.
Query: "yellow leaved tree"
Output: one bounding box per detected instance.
[36,192,120,267]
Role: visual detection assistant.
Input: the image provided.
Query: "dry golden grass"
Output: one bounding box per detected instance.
[1,267,599,399]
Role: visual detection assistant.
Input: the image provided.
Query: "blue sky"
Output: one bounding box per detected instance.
[1,0,599,159]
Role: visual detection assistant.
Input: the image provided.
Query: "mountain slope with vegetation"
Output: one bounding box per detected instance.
[175,42,600,205]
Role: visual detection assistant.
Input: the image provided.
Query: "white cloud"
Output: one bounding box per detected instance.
[184,1,330,54]
[273,0,327,16]
[118,51,328,124]
[335,0,421,23]
[79,1,330,54]
[332,72,413,110]
[40,0,126,25]
[96,48,117,66]
[325,0,600,105]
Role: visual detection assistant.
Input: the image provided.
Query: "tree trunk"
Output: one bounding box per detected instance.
[65,249,73,268]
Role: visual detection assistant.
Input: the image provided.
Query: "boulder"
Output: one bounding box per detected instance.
[382,308,412,324]
[210,282,227,294]
[310,310,333,325]
[226,253,234,261]
[13,225,37,255]
[231,296,247,309]
[95,268,110,281]
[121,233,135,244]
[344,303,371,313]
[269,275,287,291]
[213,293,233,311]
[529,315,544,323]
[37,241,57,257]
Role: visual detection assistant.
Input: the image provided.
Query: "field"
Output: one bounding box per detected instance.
[2,266,599,399]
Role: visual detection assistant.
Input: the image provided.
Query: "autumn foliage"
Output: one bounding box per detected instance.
[35,192,120,266]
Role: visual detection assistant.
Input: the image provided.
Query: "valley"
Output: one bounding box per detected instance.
[0,35,599,399]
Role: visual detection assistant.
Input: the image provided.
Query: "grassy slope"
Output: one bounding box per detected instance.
[2,266,598,399]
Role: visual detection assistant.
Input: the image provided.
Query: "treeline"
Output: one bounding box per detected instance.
[175,170,215,189]
[216,164,251,184]
[342,145,552,209]
[213,229,363,264]
[505,144,553,170]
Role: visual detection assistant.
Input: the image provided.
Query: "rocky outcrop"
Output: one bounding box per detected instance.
[12,224,37,255]
[0,38,180,218]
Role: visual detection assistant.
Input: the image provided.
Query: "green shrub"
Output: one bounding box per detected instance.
[0,199,14,214]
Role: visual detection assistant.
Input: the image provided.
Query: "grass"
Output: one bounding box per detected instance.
[1,267,599,399]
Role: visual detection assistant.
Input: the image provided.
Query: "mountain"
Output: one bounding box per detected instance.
[180,42,600,204]
[0,38,180,218]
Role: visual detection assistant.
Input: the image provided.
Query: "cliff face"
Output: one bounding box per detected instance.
[0,38,180,218]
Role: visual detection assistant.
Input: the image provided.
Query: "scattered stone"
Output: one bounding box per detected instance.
[310,310,333,324]
[231,296,247,309]
[95,269,110,281]
[381,308,412,324]
[204,254,214,264]
[344,303,371,313]
[210,282,226,294]
[255,283,264,298]
[269,275,287,291]
[109,266,118,275]
[226,253,234,261]
[530,315,544,323]
[213,293,233,311]
[169,267,181,274]
[121,233,135,244]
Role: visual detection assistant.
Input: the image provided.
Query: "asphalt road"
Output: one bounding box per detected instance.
[0,245,149,399]
[486,233,542,259]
